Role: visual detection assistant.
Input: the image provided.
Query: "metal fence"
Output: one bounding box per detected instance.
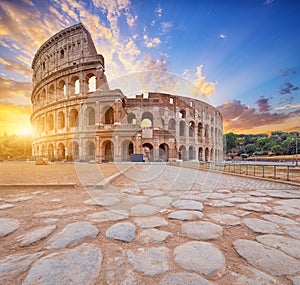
[169,161,300,184]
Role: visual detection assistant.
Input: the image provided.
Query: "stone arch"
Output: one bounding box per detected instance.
[189,121,195,137]
[103,140,114,161]
[48,144,54,161]
[204,124,209,139]
[69,109,78,128]
[57,143,65,160]
[104,107,114,124]
[198,122,203,139]
[198,147,203,161]
[57,111,65,129]
[39,117,45,133]
[71,141,79,161]
[86,140,95,160]
[122,140,134,161]
[47,114,54,131]
[87,74,96,92]
[141,112,153,127]
[127,113,136,124]
[40,89,46,106]
[85,107,95,125]
[210,148,214,161]
[142,143,153,162]
[179,121,186,136]
[70,76,80,95]
[205,147,209,162]
[48,84,55,102]
[41,144,46,156]
[168,119,176,131]
[179,109,186,119]
[179,145,186,161]
[159,143,169,162]
[211,126,214,141]
[58,80,66,98]
[189,145,195,160]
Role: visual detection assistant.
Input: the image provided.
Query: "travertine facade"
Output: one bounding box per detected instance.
[31,23,223,162]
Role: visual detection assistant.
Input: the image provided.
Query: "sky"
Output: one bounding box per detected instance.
[0,0,300,135]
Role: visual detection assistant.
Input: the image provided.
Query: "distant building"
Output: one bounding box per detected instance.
[30,23,223,162]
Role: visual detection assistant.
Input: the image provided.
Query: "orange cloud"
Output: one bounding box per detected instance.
[218,99,300,134]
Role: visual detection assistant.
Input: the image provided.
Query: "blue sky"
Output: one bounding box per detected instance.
[0,0,299,134]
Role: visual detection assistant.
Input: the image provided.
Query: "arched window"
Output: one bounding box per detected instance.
[179,110,186,119]
[189,121,195,137]
[198,123,203,138]
[57,143,65,160]
[47,114,54,131]
[141,112,153,127]
[69,109,78,128]
[168,119,176,131]
[60,49,64,59]
[88,75,96,92]
[179,145,186,160]
[104,107,114,124]
[85,107,95,125]
[204,124,209,138]
[189,146,195,160]
[58,80,66,98]
[48,85,55,102]
[75,79,80,94]
[127,113,136,124]
[179,121,186,136]
[57,111,65,129]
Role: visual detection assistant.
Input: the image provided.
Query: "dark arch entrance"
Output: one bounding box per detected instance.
[103,140,114,161]
[159,143,169,162]
[142,143,153,162]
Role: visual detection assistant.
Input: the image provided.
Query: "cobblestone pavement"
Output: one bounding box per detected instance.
[0,163,300,284]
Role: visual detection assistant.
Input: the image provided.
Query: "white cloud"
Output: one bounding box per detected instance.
[219,33,227,39]
[143,34,161,48]
[274,104,300,111]
[156,7,163,17]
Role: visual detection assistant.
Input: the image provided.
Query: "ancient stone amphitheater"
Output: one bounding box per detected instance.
[31,23,223,162]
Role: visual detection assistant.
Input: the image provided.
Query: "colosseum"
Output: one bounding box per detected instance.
[31,23,223,163]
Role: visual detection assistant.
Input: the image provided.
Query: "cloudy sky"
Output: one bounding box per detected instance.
[0,0,300,135]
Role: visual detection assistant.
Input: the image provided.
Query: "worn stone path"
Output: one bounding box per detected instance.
[0,163,300,284]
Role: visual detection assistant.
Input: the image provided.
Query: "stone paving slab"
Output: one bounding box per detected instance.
[181,221,223,240]
[46,222,99,249]
[23,244,102,285]
[0,218,20,236]
[233,239,300,276]
[16,225,56,247]
[174,241,226,277]
[106,222,136,242]
[160,272,214,285]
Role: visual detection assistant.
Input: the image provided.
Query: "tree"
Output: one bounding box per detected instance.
[224,132,237,153]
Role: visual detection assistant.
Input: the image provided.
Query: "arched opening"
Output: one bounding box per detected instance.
[210,148,214,162]
[179,109,186,119]
[205,147,209,162]
[189,121,195,137]
[72,141,79,161]
[85,107,95,125]
[103,140,114,161]
[48,85,54,102]
[86,141,95,160]
[41,145,46,156]
[189,146,195,160]
[178,145,186,161]
[48,144,54,161]
[211,127,214,142]
[58,80,66,98]
[47,114,54,131]
[39,117,45,133]
[127,113,136,124]
[168,119,176,131]
[69,109,78,128]
[159,143,169,162]
[57,111,65,129]
[198,123,203,139]
[88,75,96,92]
[60,49,64,59]
[198,147,203,161]
[40,90,46,106]
[104,107,114,124]
[142,143,153,162]
[141,112,153,127]
[204,124,209,139]
[58,143,65,160]
[179,121,186,136]
[70,76,80,95]
[122,140,134,161]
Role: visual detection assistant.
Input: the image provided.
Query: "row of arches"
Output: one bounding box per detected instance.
[34,75,96,108]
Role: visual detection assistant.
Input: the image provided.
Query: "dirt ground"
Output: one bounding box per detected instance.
[0,162,299,284]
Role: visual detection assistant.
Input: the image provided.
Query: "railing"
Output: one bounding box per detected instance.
[168,161,300,184]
